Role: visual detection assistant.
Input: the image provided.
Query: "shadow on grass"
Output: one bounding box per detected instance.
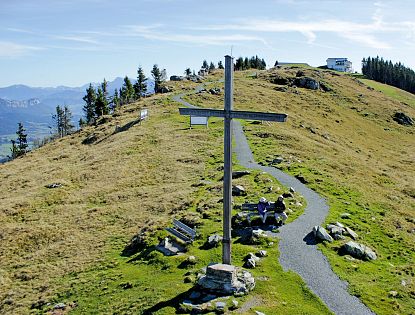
[142,288,194,315]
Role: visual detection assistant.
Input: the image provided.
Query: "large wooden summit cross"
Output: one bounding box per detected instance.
[179,55,287,265]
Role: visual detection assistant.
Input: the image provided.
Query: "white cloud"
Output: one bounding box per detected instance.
[123,25,267,46]
[0,41,43,58]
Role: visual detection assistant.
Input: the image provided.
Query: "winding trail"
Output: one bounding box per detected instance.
[173,90,375,315]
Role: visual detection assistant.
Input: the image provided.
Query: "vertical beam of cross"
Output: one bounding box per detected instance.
[222,55,233,265]
[178,56,287,266]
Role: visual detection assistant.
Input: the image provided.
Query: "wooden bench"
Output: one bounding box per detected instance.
[166,219,197,244]
[241,202,277,224]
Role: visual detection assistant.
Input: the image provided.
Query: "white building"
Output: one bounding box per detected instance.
[326,58,353,72]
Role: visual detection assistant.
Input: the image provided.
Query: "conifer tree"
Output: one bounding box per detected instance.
[83,84,97,124]
[134,67,147,98]
[218,61,224,69]
[202,60,209,69]
[209,62,216,71]
[62,105,74,136]
[95,87,109,117]
[122,76,135,102]
[151,64,165,93]
[111,89,120,112]
[185,68,192,76]
[10,122,28,159]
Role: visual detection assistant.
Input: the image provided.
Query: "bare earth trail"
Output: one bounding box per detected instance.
[173,91,375,315]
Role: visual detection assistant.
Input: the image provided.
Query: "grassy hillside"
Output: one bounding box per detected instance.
[185,68,414,314]
[0,67,414,314]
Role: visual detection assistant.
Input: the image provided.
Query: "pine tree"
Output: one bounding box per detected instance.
[209,62,216,71]
[95,87,109,117]
[83,84,97,124]
[218,61,224,69]
[111,89,120,112]
[52,105,64,137]
[122,76,135,102]
[134,67,147,98]
[151,64,165,93]
[202,60,209,69]
[62,105,74,135]
[10,122,28,159]
[185,68,192,76]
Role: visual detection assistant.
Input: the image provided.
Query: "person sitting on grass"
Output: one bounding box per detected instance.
[274,195,288,225]
[257,197,270,224]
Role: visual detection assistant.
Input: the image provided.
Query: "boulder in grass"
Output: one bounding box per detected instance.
[313,226,333,242]
[344,227,358,240]
[393,112,414,126]
[341,241,377,260]
[232,185,246,196]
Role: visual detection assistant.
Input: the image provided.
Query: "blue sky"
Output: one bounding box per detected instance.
[1,0,414,87]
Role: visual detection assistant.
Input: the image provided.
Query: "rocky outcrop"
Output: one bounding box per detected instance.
[393,112,414,126]
[232,185,246,196]
[294,77,320,90]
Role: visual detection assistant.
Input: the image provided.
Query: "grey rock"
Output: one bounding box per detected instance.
[393,112,414,126]
[335,222,345,228]
[209,88,222,95]
[257,250,267,257]
[289,187,295,193]
[333,234,345,240]
[189,291,201,299]
[340,213,351,219]
[246,252,260,262]
[255,311,266,315]
[344,227,358,240]
[232,185,246,196]
[232,170,251,179]
[342,241,377,260]
[294,77,320,90]
[244,258,257,268]
[231,300,239,309]
[282,192,294,198]
[45,183,63,189]
[215,301,226,311]
[53,303,66,310]
[326,224,345,236]
[313,226,333,242]
[186,255,197,265]
[170,75,185,81]
[272,157,284,164]
[207,234,222,247]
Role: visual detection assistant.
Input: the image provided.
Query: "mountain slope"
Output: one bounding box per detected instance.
[0,68,413,314]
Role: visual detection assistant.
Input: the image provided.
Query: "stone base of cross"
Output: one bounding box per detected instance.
[180,55,287,265]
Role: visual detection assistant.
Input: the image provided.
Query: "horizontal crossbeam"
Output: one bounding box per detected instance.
[179,107,287,122]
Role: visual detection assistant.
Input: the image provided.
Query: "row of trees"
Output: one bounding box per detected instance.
[362,56,415,94]
[235,56,266,71]
[52,105,74,138]
[82,65,166,124]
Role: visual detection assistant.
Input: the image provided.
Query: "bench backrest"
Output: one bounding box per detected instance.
[241,202,276,211]
[173,219,196,239]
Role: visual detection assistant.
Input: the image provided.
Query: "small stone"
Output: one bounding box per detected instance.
[401,280,406,286]
[207,234,222,247]
[215,301,226,311]
[230,300,239,309]
[186,255,197,265]
[335,222,345,228]
[244,258,257,268]
[54,303,66,310]
[257,250,267,257]
[246,252,260,262]
[183,276,193,283]
[289,187,295,193]
[282,192,294,198]
[232,185,246,196]
[340,213,351,219]
[344,227,358,240]
[389,290,398,297]
[255,311,266,315]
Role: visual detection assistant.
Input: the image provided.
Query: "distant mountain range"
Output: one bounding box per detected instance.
[0,77,154,160]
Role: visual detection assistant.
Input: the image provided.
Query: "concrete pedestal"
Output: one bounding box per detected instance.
[197,263,255,296]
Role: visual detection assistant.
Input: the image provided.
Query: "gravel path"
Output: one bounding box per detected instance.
[174,91,375,315]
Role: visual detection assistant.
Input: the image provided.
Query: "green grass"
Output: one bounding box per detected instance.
[359,78,415,108]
